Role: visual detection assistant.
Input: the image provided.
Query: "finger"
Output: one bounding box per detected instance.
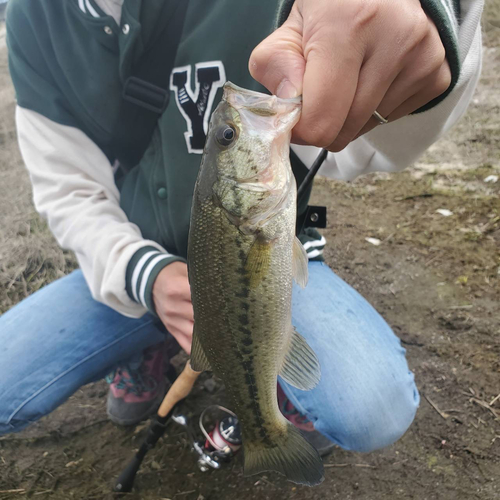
[354,59,451,139]
[249,6,305,98]
[172,331,192,355]
[387,64,451,119]
[353,20,449,138]
[165,300,194,323]
[166,321,194,354]
[166,278,192,302]
[324,49,403,151]
[292,38,362,148]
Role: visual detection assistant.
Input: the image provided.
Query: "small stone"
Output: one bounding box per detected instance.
[484,175,498,183]
[436,209,453,217]
[204,378,217,393]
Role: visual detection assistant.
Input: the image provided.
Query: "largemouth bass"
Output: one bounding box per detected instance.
[188,82,324,486]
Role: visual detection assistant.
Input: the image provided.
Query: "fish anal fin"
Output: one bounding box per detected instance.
[244,422,324,486]
[190,327,212,372]
[292,237,308,288]
[279,327,320,391]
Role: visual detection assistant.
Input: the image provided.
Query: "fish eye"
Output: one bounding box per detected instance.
[216,125,237,147]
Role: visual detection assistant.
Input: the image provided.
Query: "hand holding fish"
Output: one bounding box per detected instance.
[249,0,451,151]
[152,262,194,354]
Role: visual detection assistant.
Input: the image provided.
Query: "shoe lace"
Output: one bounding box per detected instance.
[279,394,311,426]
[105,356,158,396]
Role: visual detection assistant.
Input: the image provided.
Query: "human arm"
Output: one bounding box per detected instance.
[15,107,185,318]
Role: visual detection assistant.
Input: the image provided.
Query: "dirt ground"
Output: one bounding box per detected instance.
[0,6,499,500]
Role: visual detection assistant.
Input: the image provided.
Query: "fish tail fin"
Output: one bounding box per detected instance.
[244,422,324,486]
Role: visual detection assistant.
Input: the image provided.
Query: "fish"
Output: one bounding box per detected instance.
[187,82,324,486]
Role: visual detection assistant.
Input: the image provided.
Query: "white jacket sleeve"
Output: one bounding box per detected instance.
[292,0,483,181]
[15,106,174,318]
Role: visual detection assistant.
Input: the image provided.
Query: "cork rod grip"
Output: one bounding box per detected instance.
[157,361,201,418]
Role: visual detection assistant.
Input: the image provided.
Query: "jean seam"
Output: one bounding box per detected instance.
[6,319,155,425]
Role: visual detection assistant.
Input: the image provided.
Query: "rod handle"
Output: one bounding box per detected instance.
[157,361,201,418]
[114,456,142,493]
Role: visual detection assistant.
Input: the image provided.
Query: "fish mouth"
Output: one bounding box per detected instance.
[223,82,302,118]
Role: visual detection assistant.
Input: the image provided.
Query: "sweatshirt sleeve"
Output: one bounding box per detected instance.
[15,107,184,318]
[291,0,483,180]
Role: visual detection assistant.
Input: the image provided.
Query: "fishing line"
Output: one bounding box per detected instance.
[297,148,328,200]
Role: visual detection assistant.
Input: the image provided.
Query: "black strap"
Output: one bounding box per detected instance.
[112,1,189,170]
[122,77,170,114]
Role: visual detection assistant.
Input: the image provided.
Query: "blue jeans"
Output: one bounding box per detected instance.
[0,263,419,451]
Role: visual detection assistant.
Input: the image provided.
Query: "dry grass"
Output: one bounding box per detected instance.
[0,23,77,313]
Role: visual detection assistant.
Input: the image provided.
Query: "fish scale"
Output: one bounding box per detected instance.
[188,82,324,486]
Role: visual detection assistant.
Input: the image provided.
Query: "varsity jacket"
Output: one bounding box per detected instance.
[6,0,483,318]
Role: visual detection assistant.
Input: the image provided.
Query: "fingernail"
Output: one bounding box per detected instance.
[276,79,299,99]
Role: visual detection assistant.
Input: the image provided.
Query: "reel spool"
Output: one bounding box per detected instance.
[181,405,242,472]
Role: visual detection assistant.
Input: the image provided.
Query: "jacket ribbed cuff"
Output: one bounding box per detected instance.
[298,228,326,262]
[125,245,186,314]
[416,0,461,111]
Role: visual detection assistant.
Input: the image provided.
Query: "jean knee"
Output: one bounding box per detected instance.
[0,376,73,436]
[315,374,420,453]
[0,417,31,436]
[0,398,33,435]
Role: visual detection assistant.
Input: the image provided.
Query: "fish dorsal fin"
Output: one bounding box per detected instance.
[292,237,308,288]
[279,327,320,391]
[190,326,212,372]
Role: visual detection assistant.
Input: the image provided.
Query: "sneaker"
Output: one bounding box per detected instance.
[277,384,335,457]
[106,342,169,426]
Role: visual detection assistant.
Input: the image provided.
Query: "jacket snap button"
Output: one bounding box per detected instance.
[157,187,167,199]
[122,24,130,35]
[104,26,113,35]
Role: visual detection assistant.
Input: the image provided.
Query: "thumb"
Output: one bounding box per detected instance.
[249,13,305,99]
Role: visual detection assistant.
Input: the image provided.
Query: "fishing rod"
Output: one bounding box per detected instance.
[113,148,328,493]
[297,148,328,200]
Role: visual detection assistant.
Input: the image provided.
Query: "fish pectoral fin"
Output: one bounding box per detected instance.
[245,237,273,288]
[279,327,321,391]
[292,237,308,288]
[190,328,212,372]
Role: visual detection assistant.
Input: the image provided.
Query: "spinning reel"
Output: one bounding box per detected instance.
[113,364,242,493]
[173,405,242,473]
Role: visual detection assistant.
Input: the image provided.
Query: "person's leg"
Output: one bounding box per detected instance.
[0,270,165,435]
[282,262,419,453]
